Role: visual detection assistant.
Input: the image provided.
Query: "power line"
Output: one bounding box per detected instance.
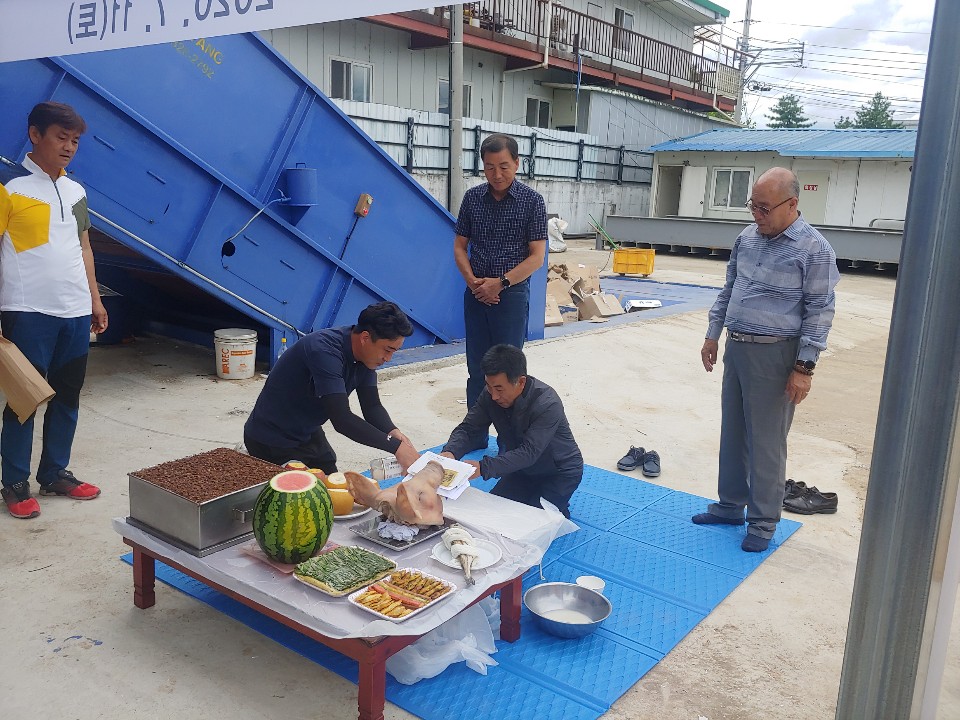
[804,65,926,84]
[754,76,923,103]
[732,20,930,35]
[803,51,926,68]
[804,42,928,57]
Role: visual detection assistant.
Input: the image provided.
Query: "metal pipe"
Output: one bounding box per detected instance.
[499,0,552,123]
[734,0,752,125]
[89,209,302,337]
[835,0,960,716]
[448,4,465,214]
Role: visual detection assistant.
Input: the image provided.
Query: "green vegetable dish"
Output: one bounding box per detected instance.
[294,546,397,596]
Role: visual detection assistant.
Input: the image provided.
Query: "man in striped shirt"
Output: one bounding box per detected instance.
[692,167,840,552]
[453,134,547,449]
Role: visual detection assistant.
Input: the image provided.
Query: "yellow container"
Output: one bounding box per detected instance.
[613,248,655,277]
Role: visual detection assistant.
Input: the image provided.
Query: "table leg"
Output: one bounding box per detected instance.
[357,657,386,720]
[132,547,156,609]
[500,576,522,642]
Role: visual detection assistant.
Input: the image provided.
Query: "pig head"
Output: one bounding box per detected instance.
[345,460,445,526]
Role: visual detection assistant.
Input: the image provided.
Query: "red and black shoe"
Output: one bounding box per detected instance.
[38,470,101,500]
[2,480,41,519]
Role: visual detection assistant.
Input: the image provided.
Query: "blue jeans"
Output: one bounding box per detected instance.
[1,312,90,488]
[464,282,530,406]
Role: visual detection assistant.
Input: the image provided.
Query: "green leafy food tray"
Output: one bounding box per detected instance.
[293,545,397,597]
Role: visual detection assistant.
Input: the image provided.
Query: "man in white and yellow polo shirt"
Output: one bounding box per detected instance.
[0,102,107,519]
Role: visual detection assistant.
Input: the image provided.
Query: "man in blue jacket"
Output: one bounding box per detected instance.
[441,344,583,518]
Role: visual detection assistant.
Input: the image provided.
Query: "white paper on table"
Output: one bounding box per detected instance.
[437,481,469,500]
[404,451,474,493]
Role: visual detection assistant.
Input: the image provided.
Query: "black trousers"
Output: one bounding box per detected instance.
[490,467,582,518]
[243,428,338,475]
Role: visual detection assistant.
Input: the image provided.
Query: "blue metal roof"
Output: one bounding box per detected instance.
[649,128,917,158]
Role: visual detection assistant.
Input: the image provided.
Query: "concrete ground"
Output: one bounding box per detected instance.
[1,241,957,719]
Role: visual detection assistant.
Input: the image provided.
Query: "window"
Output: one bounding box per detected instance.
[526,98,551,129]
[587,2,602,18]
[438,78,472,116]
[712,168,753,210]
[614,8,634,51]
[330,59,372,102]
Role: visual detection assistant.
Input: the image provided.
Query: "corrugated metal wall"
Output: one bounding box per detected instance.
[585,90,728,150]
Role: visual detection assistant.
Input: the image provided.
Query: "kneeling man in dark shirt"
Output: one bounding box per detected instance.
[441,344,583,517]
[244,302,420,474]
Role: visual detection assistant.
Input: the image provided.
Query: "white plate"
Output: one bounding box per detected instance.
[335,505,372,521]
[431,539,503,570]
[347,568,456,623]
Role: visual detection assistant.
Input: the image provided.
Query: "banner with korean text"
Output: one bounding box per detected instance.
[0,0,435,63]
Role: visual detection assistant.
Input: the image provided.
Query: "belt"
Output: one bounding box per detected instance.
[727,331,792,344]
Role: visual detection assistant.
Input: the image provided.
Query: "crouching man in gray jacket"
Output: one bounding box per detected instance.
[441,344,583,517]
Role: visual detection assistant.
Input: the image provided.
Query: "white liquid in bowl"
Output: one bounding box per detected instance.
[542,609,594,624]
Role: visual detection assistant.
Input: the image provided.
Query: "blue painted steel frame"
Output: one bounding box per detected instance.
[0,33,547,361]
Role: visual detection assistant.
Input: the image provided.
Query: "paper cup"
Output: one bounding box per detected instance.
[576,575,606,594]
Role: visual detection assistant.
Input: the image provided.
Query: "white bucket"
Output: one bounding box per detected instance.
[214,328,257,380]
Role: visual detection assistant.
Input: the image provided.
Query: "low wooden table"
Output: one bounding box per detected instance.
[122,537,523,720]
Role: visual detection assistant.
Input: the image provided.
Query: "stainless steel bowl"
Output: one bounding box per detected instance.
[523,581,612,639]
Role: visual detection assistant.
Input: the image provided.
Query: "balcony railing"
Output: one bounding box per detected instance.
[454,0,742,100]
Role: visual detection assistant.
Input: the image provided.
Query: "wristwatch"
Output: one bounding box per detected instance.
[794,359,816,376]
[499,274,511,289]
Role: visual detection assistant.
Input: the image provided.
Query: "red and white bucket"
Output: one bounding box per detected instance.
[214,328,257,380]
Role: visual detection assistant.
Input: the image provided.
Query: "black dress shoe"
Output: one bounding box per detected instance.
[783,486,838,515]
[641,450,661,478]
[617,446,645,471]
[784,479,807,501]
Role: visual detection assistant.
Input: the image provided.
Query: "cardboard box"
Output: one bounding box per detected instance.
[577,293,625,321]
[560,305,579,323]
[0,337,56,423]
[544,295,564,327]
[575,264,601,294]
[547,277,575,306]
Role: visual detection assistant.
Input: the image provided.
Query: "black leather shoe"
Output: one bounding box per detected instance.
[641,450,661,478]
[617,446,645,471]
[783,486,838,515]
[784,479,807,501]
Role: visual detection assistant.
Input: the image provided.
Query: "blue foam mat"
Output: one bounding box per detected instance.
[120,441,800,719]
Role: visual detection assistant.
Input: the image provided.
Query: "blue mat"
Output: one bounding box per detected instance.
[120,441,800,719]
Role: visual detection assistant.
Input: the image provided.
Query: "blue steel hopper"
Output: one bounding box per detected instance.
[0,33,547,362]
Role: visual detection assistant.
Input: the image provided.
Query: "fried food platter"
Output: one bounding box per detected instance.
[348,568,457,622]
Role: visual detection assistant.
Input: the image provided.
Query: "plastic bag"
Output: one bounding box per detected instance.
[385,604,499,685]
[548,217,568,253]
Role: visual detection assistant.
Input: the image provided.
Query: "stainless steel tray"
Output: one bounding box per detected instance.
[348,516,455,552]
[128,473,267,556]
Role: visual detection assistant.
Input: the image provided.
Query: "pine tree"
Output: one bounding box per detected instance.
[765,94,814,128]
[834,92,904,129]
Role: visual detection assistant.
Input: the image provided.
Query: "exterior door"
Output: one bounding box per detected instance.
[678,165,708,217]
[798,172,830,224]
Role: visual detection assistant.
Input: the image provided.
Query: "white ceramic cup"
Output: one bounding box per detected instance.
[576,575,606,594]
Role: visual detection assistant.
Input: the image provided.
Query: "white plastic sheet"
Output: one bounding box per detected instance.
[385,604,498,684]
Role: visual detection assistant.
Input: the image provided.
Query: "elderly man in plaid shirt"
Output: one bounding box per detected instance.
[453,134,547,449]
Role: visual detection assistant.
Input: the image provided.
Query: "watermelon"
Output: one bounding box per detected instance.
[253,470,334,564]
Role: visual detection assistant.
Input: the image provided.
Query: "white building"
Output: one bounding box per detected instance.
[648,128,917,228]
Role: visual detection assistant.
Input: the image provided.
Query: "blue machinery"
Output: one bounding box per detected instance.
[0,33,547,360]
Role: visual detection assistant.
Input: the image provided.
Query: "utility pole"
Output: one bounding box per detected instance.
[448,5,465,215]
[734,0,752,125]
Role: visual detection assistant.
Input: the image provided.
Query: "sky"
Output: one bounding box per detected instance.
[712,0,935,128]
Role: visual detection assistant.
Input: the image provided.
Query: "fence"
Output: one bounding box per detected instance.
[336,102,653,186]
